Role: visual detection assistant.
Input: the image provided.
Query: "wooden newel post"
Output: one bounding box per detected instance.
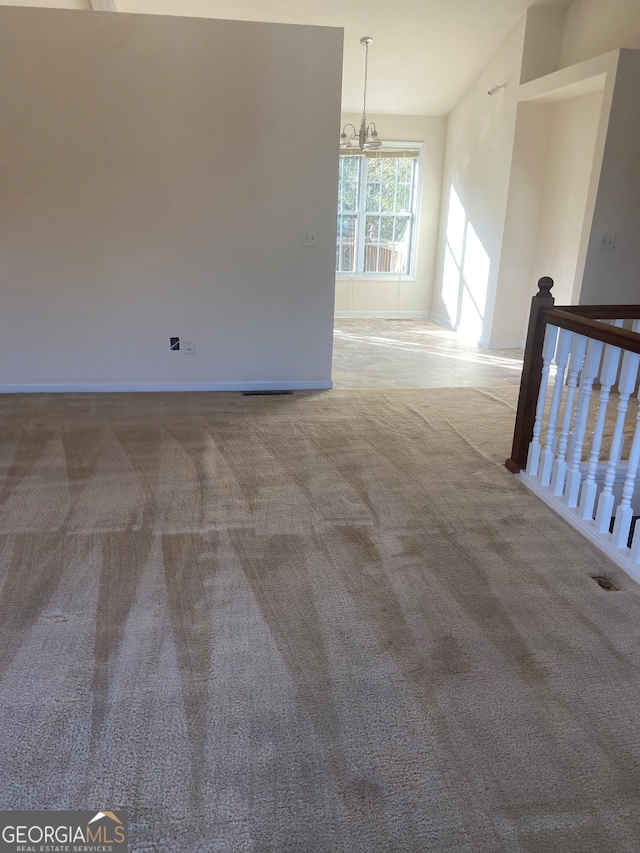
[505,277,555,473]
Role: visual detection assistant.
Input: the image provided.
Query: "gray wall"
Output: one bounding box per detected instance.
[580,50,640,304]
[0,7,342,390]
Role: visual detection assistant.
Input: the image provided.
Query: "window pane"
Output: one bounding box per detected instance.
[363,244,379,272]
[380,180,396,213]
[393,217,412,273]
[364,214,411,274]
[394,216,410,242]
[336,150,419,276]
[366,158,382,183]
[397,159,412,182]
[380,218,395,241]
[336,214,357,272]
[395,183,411,212]
[376,157,415,214]
[364,216,380,272]
[339,181,358,213]
[338,156,360,213]
[339,215,357,242]
[341,156,359,181]
[381,158,397,181]
[337,243,355,272]
[366,181,381,212]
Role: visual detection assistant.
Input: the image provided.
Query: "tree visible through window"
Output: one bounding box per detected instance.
[337,148,420,276]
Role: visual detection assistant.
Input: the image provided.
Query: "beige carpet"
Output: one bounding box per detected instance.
[1,388,640,852]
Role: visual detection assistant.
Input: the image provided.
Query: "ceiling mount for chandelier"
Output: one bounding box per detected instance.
[340,36,382,153]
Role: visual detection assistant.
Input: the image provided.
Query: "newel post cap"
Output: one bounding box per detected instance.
[535,276,554,298]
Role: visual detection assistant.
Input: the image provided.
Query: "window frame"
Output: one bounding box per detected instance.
[336,141,424,281]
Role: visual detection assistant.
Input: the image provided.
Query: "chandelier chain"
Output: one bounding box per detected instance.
[362,40,369,123]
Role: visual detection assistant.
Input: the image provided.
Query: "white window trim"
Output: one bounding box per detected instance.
[336,141,424,282]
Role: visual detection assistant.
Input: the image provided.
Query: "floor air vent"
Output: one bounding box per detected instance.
[592,575,619,591]
[242,390,294,397]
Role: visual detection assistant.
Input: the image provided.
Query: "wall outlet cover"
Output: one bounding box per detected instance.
[301,229,318,247]
[183,338,195,354]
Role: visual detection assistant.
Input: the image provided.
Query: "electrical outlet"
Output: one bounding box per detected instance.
[183,338,195,354]
[599,233,616,250]
[170,337,180,351]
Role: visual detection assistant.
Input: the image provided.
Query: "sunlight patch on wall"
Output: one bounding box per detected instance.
[441,185,491,342]
[442,245,461,327]
[447,185,466,266]
[459,221,490,341]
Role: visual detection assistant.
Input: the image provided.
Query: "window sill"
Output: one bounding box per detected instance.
[336,273,416,282]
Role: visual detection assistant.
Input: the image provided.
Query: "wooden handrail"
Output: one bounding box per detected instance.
[555,305,640,319]
[541,308,640,352]
[505,279,640,473]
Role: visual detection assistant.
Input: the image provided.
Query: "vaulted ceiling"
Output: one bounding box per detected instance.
[3,0,570,114]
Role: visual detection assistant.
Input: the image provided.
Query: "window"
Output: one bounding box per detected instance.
[336,146,420,277]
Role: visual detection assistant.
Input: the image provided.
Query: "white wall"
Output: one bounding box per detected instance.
[559,1,640,307]
[580,50,640,304]
[488,101,553,347]
[560,0,640,68]
[0,7,342,391]
[334,113,446,317]
[0,0,88,6]
[431,16,526,342]
[533,91,603,305]
[488,89,602,346]
[520,3,564,84]
[430,3,640,348]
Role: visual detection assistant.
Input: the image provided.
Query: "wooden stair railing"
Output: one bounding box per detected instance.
[506,284,640,583]
[505,277,554,473]
[506,278,640,473]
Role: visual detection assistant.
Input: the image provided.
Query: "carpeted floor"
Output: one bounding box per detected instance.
[1,388,640,852]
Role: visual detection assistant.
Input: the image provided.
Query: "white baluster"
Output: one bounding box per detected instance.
[612,354,640,547]
[629,319,640,560]
[540,329,573,486]
[594,349,640,534]
[630,509,640,564]
[551,334,587,496]
[578,344,622,520]
[565,338,603,507]
[612,323,630,467]
[526,325,559,477]
[631,524,640,563]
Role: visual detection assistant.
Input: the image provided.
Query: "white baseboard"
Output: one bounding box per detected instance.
[478,335,525,349]
[517,472,640,586]
[0,380,333,394]
[428,312,456,330]
[429,315,523,348]
[334,311,430,319]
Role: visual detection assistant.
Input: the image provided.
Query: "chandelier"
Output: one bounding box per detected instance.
[340,37,382,153]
